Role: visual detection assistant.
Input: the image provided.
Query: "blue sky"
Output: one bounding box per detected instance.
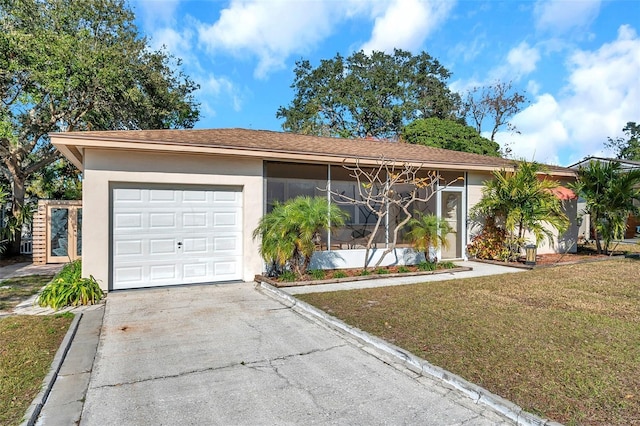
[131,0,639,166]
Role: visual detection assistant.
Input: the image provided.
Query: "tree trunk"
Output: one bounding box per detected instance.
[6,176,26,256]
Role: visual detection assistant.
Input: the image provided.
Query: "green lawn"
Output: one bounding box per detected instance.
[0,275,54,311]
[0,313,73,426]
[298,259,640,425]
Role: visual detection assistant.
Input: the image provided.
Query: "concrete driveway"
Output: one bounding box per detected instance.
[81,282,512,425]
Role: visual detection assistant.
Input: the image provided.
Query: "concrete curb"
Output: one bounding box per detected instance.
[21,312,83,426]
[256,281,563,426]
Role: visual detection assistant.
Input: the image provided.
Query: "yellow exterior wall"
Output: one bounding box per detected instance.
[82,148,264,290]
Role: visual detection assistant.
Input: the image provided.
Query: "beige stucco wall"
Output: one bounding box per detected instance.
[466,172,578,256]
[82,148,264,290]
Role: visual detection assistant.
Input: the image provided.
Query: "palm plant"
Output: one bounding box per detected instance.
[571,161,640,254]
[470,160,570,258]
[406,212,452,262]
[252,196,348,278]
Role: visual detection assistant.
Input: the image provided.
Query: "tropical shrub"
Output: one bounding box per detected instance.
[252,196,348,279]
[467,220,512,261]
[470,160,569,259]
[406,212,452,262]
[37,260,103,310]
[309,269,326,280]
[417,261,437,271]
[571,161,640,254]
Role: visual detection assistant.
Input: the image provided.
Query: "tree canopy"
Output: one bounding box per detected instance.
[0,0,200,253]
[401,118,501,157]
[276,49,461,139]
[605,122,640,161]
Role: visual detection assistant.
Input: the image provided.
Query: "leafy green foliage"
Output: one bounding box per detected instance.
[333,270,348,279]
[277,49,461,139]
[406,212,452,262]
[253,196,348,278]
[605,122,640,161]
[571,160,640,254]
[470,160,569,258]
[374,268,390,275]
[309,269,326,280]
[467,221,512,261]
[279,271,297,282]
[417,261,437,271]
[37,260,103,310]
[402,118,500,156]
[0,0,199,253]
[397,266,411,273]
[27,158,82,200]
[438,261,457,269]
[359,269,371,276]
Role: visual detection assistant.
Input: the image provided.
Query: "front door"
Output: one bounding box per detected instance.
[440,191,463,259]
[47,206,82,263]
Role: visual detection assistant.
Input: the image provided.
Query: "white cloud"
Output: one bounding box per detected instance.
[149,27,193,54]
[494,25,640,165]
[507,42,541,75]
[487,41,541,82]
[198,75,244,113]
[360,0,455,53]
[132,0,181,27]
[534,0,601,34]
[196,0,455,78]
[197,0,339,78]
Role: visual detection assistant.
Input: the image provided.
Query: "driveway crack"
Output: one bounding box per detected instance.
[93,344,347,390]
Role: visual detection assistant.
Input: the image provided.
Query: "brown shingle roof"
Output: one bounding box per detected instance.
[53,128,576,175]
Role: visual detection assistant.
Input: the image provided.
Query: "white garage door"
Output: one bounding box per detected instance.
[112,187,243,289]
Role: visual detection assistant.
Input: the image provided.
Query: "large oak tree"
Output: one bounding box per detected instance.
[0,0,199,253]
[276,49,461,140]
[401,117,501,157]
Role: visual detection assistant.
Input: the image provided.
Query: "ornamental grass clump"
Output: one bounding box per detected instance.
[37,260,103,310]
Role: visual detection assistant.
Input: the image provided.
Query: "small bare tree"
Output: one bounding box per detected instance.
[326,157,461,270]
[464,80,527,142]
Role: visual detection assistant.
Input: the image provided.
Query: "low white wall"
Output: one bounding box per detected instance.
[309,247,426,270]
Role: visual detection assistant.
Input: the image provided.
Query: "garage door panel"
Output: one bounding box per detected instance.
[114,213,143,230]
[182,237,208,253]
[112,187,243,290]
[149,212,177,229]
[150,265,178,280]
[149,238,178,255]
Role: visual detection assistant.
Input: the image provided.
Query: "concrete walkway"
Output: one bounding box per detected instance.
[0,262,63,280]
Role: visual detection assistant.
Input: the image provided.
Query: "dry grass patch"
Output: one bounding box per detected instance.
[298,259,640,425]
[0,275,54,311]
[0,313,73,425]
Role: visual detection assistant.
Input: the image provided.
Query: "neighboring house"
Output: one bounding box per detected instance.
[50,128,578,292]
[569,156,640,240]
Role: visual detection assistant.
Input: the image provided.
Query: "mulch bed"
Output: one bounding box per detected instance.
[256,264,470,288]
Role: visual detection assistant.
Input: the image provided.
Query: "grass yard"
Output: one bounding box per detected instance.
[0,313,73,426]
[0,275,54,311]
[298,259,640,425]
